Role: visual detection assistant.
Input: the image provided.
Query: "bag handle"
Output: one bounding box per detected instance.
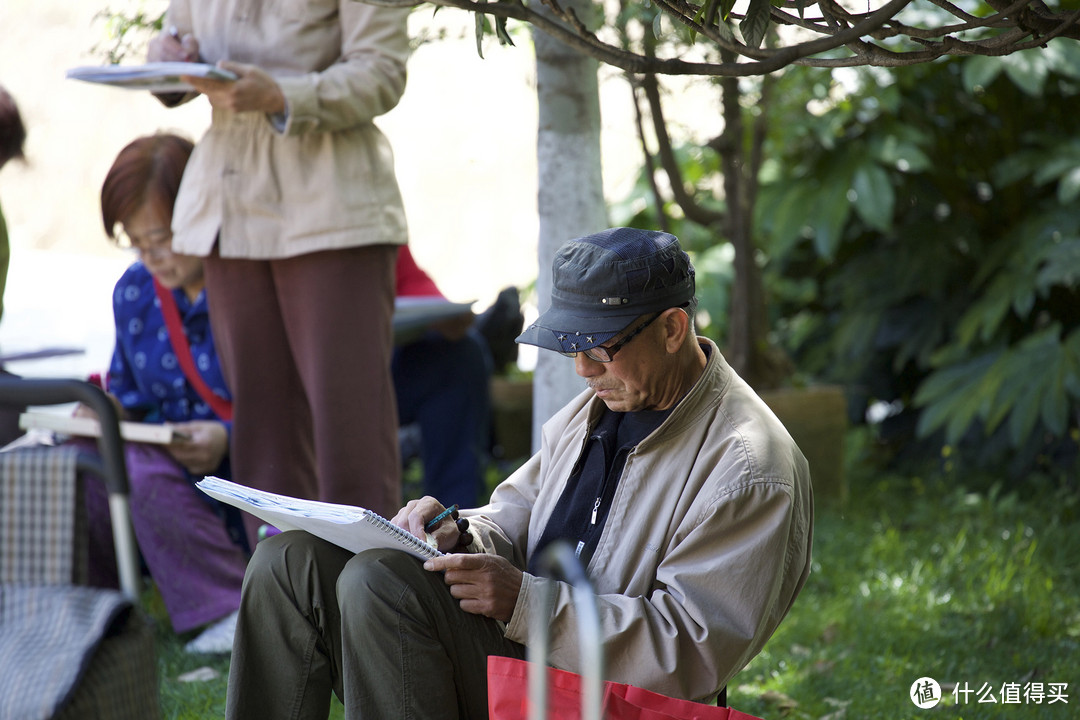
[153,278,233,422]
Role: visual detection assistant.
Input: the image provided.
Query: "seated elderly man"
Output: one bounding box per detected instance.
[225,227,814,719]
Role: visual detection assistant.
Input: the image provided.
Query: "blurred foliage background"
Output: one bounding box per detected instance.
[613,45,1080,489]
[87,5,1080,714]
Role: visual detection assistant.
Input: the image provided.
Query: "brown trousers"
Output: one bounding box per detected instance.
[204,244,401,542]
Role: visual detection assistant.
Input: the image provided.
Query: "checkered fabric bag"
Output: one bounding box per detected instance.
[0,444,159,718]
[0,584,159,720]
[0,445,87,585]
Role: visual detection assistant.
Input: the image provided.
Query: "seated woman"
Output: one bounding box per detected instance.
[78,133,247,654]
[393,246,494,509]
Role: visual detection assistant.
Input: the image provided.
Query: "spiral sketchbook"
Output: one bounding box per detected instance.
[196,476,442,560]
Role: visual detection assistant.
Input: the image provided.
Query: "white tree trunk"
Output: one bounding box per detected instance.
[531,8,608,451]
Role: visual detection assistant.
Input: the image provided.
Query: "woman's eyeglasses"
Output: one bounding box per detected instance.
[117,228,173,259]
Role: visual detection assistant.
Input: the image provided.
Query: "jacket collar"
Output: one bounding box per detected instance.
[582,337,732,448]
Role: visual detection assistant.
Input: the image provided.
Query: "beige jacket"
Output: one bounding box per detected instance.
[164,0,410,259]
[465,339,814,701]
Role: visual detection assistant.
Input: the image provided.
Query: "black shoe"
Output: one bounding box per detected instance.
[474,287,524,374]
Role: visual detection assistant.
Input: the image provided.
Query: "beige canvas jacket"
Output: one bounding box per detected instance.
[465,338,814,701]
[164,0,410,259]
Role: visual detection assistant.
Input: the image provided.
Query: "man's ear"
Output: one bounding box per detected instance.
[662,307,689,353]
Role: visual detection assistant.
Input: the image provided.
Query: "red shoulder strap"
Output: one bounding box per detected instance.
[153,278,234,422]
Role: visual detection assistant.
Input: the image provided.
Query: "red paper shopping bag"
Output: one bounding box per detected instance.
[487,655,764,720]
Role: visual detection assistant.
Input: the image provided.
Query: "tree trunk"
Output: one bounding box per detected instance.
[717,57,790,390]
[719,70,761,383]
[531,4,608,451]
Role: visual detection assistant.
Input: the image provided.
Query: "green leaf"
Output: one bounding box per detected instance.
[968,285,1013,344]
[474,7,486,59]
[1032,151,1080,187]
[1058,167,1080,205]
[1008,381,1043,445]
[992,150,1043,187]
[1035,236,1080,288]
[914,351,1000,442]
[740,0,771,49]
[1002,49,1049,97]
[1012,289,1035,318]
[808,179,852,260]
[1045,37,1080,80]
[833,311,881,366]
[851,163,895,231]
[981,358,1018,434]
[759,181,816,256]
[495,17,515,47]
[1064,330,1080,398]
[963,56,1003,92]
[714,16,736,42]
[981,326,1072,445]
[1041,360,1068,436]
[688,9,701,43]
[878,136,933,174]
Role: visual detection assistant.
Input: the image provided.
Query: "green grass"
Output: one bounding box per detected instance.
[151,585,347,719]
[151,440,1080,718]
[730,446,1080,719]
[147,588,228,719]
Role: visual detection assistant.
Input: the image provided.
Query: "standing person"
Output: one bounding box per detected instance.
[146,0,411,539]
[0,84,26,325]
[0,85,27,444]
[85,133,247,654]
[225,228,814,717]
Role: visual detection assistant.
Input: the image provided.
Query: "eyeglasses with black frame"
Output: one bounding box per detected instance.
[559,311,664,363]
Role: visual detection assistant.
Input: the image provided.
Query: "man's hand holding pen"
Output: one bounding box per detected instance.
[395,497,471,553]
[393,497,523,622]
[422,503,474,548]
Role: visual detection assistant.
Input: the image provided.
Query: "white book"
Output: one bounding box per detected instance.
[66,62,238,93]
[196,476,443,560]
[18,411,188,445]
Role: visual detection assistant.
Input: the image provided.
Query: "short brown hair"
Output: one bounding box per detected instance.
[101,133,194,241]
[0,86,26,168]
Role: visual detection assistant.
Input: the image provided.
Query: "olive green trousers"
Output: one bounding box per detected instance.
[225,531,526,720]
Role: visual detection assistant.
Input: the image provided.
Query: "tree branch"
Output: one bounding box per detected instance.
[365,0,1080,76]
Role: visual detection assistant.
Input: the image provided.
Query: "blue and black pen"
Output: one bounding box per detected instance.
[424,504,459,533]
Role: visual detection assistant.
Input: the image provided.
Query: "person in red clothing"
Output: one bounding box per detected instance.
[392,247,495,507]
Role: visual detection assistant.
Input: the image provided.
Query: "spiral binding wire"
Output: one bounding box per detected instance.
[365,510,441,558]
